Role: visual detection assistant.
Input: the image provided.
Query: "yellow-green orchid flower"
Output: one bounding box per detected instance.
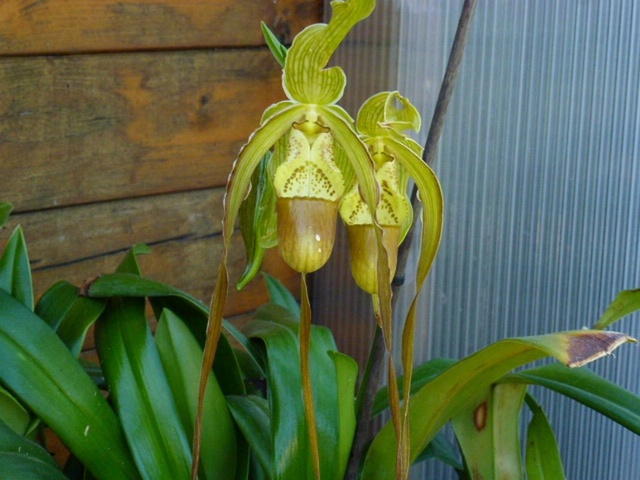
[194,2,385,480]
[340,91,444,478]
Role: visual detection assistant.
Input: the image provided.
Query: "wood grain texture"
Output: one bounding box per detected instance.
[0,0,322,56]
[0,48,287,212]
[2,188,300,314]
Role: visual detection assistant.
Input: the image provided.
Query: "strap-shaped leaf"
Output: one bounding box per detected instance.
[0,289,138,480]
[283,0,375,105]
[35,281,106,357]
[243,305,356,480]
[0,385,31,436]
[155,309,237,480]
[0,202,12,228]
[0,452,68,480]
[87,272,254,390]
[504,363,640,435]
[95,296,192,479]
[0,226,33,310]
[452,383,527,479]
[226,395,272,475]
[361,330,634,479]
[261,22,288,68]
[263,271,301,319]
[0,418,60,472]
[593,288,640,330]
[525,399,566,480]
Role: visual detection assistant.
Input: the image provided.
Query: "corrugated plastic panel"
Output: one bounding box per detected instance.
[316,1,640,478]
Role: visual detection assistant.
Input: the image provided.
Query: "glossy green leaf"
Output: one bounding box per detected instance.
[95,296,192,480]
[0,417,59,470]
[35,281,106,357]
[0,226,33,310]
[238,153,278,289]
[413,431,463,471]
[593,288,640,330]
[504,363,640,435]
[155,309,237,480]
[244,305,354,480]
[263,272,301,323]
[453,383,527,480]
[283,0,375,105]
[86,272,253,392]
[329,351,358,479]
[227,395,272,475]
[0,452,68,480]
[525,399,566,480]
[0,385,31,436]
[0,202,12,228]
[0,289,138,480]
[116,242,151,274]
[261,22,288,68]
[361,330,634,479]
[372,357,456,416]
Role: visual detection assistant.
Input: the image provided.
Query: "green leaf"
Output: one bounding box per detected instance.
[227,395,272,475]
[361,330,634,479]
[593,288,640,329]
[0,289,138,480]
[0,452,68,480]
[261,22,288,68]
[452,383,527,480]
[329,351,358,479]
[95,296,192,479]
[35,281,106,357]
[262,272,300,319]
[244,308,355,480]
[87,272,254,392]
[0,226,33,310]
[116,242,151,275]
[503,363,640,435]
[155,309,237,480]
[0,417,61,471]
[525,400,566,480]
[372,357,456,416]
[0,202,12,228]
[238,152,278,289]
[0,385,31,436]
[413,430,463,471]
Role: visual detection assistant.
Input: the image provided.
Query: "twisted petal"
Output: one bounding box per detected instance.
[283,0,376,105]
[222,104,307,251]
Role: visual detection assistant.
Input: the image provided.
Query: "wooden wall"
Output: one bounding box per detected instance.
[0,1,323,316]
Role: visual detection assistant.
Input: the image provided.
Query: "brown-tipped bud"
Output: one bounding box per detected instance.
[345,224,400,294]
[277,197,339,273]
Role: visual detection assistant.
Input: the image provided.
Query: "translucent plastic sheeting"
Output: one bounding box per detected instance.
[315,1,640,478]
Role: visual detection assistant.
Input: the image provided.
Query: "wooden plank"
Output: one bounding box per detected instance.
[0,48,287,212]
[0,0,322,56]
[2,188,300,314]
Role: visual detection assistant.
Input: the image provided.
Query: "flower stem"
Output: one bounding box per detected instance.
[300,274,322,480]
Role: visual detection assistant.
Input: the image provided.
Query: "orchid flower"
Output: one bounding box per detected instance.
[193,1,383,479]
[339,91,444,478]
